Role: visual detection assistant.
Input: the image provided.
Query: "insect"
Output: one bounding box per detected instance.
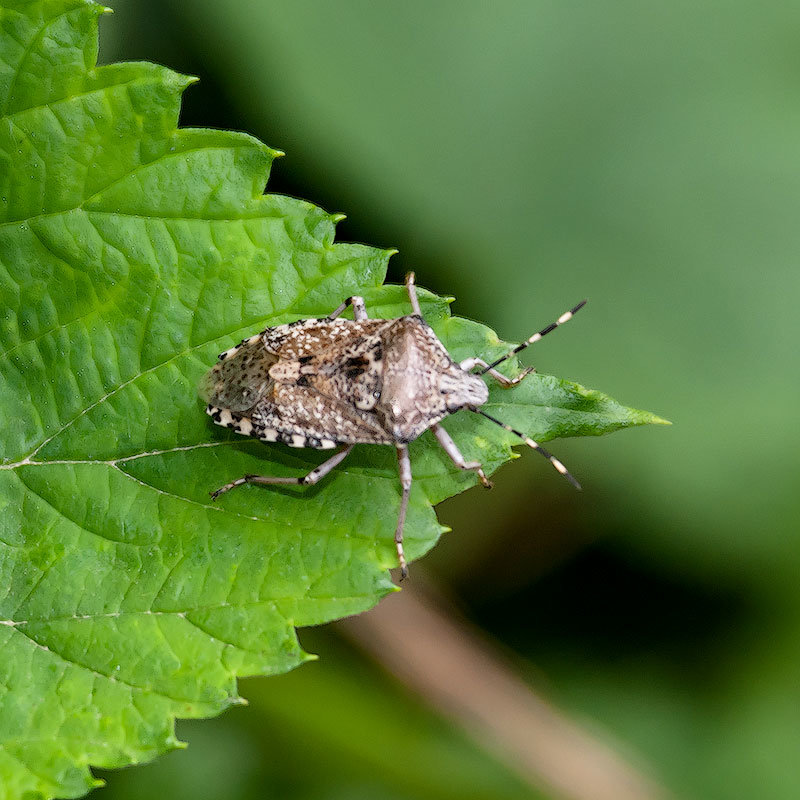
[201,273,585,578]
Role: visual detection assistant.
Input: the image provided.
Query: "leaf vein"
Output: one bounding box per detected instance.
[7,623,207,705]
[0,5,84,117]
[19,256,374,462]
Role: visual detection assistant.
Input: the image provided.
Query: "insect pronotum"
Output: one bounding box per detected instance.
[200,273,585,578]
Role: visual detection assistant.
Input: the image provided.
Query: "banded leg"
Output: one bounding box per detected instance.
[210,446,354,500]
[460,356,534,388]
[472,408,581,490]
[405,272,422,316]
[432,423,492,488]
[395,445,412,579]
[328,295,368,321]
[481,299,587,374]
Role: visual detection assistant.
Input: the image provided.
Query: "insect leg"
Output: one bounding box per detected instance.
[431,423,492,488]
[459,357,535,388]
[328,295,368,321]
[395,445,412,579]
[405,272,422,316]
[210,446,354,500]
[480,299,587,374]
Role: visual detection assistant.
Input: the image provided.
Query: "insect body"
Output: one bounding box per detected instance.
[201,273,585,578]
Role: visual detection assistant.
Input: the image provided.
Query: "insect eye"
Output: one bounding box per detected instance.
[373,390,381,399]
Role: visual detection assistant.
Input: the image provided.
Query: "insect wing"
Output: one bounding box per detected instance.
[263,318,390,360]
[252,383,393,447]
[199,335,276,413]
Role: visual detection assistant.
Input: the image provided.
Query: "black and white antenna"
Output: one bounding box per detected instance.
[472,408,581,490]
[481,299,587,374]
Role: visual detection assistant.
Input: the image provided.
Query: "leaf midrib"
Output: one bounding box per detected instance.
[1,594,379,627]
[12,462,403,539]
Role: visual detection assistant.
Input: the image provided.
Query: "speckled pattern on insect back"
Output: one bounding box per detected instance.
[200,274,585,577]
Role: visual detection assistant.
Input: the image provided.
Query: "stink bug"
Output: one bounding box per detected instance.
[200,273,585,577]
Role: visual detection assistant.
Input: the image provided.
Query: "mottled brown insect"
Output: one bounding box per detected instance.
[200,273,585,577]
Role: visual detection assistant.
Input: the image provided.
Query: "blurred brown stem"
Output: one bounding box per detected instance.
[340,577,672,800]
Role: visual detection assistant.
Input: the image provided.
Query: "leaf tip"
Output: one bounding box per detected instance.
[634,409,671,427]
[167,71,201,93]
[372,573,400,596]
[331,212,347,223]
[169,737,189,751]
[385,248,400,258]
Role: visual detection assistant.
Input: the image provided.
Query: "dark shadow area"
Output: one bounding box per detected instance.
[468,538,754,690]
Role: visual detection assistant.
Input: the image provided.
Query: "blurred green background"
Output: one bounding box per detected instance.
[96,2,800,799]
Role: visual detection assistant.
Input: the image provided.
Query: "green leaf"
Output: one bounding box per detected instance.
[0,1,665,797]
